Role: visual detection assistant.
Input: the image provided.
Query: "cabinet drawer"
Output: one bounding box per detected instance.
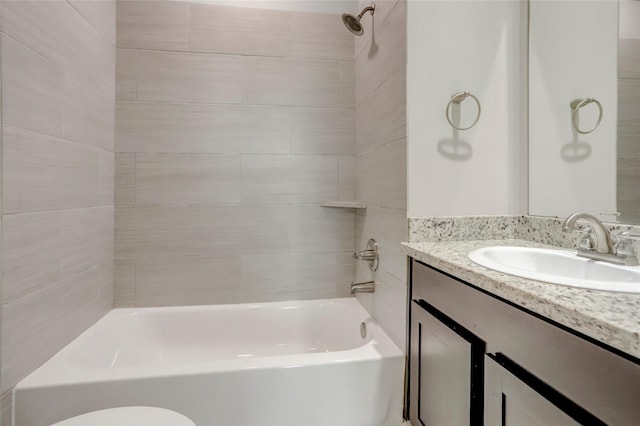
[411,260,640,425]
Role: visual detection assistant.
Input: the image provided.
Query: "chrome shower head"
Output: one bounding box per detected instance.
[341,2,375,36]
[342,13,364,36]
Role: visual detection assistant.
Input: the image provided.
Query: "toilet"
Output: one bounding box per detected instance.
[49,406,196,426]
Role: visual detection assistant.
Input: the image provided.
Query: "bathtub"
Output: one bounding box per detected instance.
[13,298,404,426]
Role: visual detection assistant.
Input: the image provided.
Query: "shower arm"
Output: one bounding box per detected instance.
[358,3,375,19]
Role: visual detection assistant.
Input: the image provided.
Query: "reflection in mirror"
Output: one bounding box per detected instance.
[529,0,617,220]
[529,0,640,223]
[617,0,640,224]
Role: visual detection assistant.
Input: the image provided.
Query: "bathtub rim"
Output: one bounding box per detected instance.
[15,297,403,390]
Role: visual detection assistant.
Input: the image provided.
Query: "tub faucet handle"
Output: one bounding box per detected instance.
[353,249,377,261]
[353,238,379,271]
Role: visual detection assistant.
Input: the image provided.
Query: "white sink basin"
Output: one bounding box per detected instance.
[468,246,640,293]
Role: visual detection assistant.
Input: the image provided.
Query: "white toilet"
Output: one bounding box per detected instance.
[49,406,196,426]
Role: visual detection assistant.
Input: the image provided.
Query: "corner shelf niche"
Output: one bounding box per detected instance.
[321,201,367,209]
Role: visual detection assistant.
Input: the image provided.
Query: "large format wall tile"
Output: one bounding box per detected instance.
[115,153,135,205]
[239,253,351,302]
[619,38,640,79]
[137,50,243,103]
[116,49,137,101]
[115,2,357,307]
[135,256,240,306]
[135,154,242,205]
[356,66,406,153]
[354,0,400,59]
[239,205,355,254]
[355,207,407,283]
[1,391,12,426]
[243,56,340,106]
[2,212,62,303]
[1,0,115,399]
[117,204,354,258]
[60,207,114,278]
[618,118,640,158]
[619,78,640,121]
[114,259,135,307]
[116,0,189,51]
[2,0,114,94]
[3,207,114,304]
[3,126,101,213]
[1,262,113,393]
[65,74,115,151]
[618,158,640,224]
[356,139,407,210]
[353,0,407,353]
[116,102,291,154]
[241,155,338,204]
[116,205,244,258]
[339,61,356,108]
[290,11,353,60]
[190,3,290,57]
[2,35,65,137]
[354,267,406,350]
[99,151,116,206]
[338,156,356,201]
[355,0,406,105]
[69,0,116,46]
[291,107,355,155]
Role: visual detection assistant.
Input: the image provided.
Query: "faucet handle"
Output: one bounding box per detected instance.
[577,225,595,251]
[614,231,640,265]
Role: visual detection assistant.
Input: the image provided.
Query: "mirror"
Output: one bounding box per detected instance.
[528,0,640,224]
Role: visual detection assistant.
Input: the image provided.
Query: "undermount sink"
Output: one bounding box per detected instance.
[468,246,640,293]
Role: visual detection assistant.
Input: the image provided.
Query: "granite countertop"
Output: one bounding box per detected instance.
[402,239,640,360]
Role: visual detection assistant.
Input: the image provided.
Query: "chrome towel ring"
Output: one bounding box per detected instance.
[445,91,481,131]
[571,97,603,134]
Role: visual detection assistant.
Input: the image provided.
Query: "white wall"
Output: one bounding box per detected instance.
[407,0,526,217]
[529,0,618,218]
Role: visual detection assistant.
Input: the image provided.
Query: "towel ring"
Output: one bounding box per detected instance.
[571,97,603,134]
[445,91,481,131]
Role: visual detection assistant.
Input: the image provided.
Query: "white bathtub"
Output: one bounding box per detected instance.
[13,298,404,426]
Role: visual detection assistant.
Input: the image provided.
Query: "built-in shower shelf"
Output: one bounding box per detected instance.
[321,201,367,209]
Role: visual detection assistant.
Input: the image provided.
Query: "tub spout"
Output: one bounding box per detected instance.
[350,281,375,294]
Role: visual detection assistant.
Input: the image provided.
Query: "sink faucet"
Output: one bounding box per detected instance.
[562,212,639,266]
[561,212,614,254]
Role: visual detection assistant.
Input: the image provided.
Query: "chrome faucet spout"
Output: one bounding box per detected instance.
[350,281,375,294]
[561,212,614,254]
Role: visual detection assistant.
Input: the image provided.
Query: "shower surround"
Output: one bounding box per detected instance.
[0,0,116,419]
[115,1,358,307]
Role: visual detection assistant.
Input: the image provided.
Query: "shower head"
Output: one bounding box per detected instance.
[341,2,375,36]
[342,13,364,36]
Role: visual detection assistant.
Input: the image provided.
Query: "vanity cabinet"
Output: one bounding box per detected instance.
[410,300,484,425]
[484,355,591,426]
[408,259,640,426]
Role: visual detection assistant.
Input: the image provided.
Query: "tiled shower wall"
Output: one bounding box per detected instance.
[353,0,407,350]
[115,1,357,306]
[0,0,115,410]
[618,0,640,224]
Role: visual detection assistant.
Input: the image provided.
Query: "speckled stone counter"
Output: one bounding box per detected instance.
[403,239,640,360]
